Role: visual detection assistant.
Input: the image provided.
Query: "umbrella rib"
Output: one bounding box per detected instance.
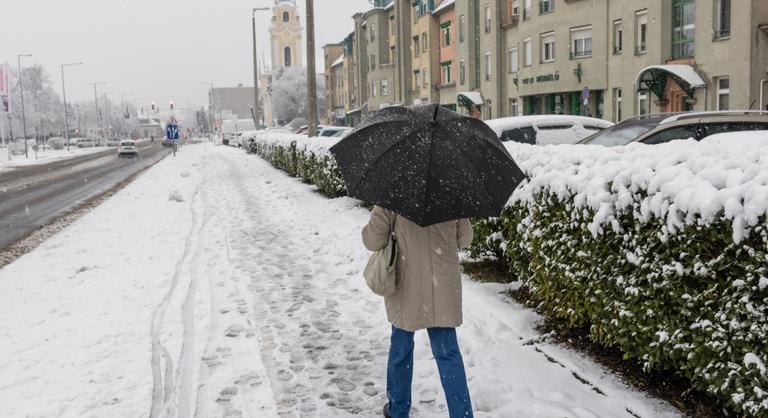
[351,124,427,193]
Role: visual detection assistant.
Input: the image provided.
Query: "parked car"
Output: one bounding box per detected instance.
[106,138,122,147]
[318,126,352,137]
[47,137,66,150]
[700,130,768,146]
[77,138,95,148]
[68,137,80,146]
[8,142,25,155]
[330,128,354,138]
[484,115,613,145]
[117,140,138,157]
[579,111,768,146]
[266,127,294,135]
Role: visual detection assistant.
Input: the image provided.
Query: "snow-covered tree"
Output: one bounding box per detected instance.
[270,67,326,125]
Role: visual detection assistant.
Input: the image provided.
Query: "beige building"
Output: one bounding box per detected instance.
[362,5,397,112]
[269,0,303,69]
[322,43,345,124]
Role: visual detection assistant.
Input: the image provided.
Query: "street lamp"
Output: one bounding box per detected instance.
[61,62,83,151]
[87,82,107,141]
[252,7,270,129]
[120,93,132,138]
[17,54,32,158]
[102,92,114,139]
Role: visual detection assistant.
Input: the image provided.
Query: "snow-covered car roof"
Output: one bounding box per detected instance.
[484,115,614,136]
[700,130,768,147]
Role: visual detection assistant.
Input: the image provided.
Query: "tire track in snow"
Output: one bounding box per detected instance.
[148,156,207,418]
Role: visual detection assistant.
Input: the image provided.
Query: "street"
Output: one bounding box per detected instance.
[0,144,679,418]
[0,140,170,250]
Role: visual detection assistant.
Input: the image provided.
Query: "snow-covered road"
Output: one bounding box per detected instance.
[0,143,681,418]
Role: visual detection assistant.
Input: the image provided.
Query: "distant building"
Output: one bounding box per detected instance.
[209,86,256,121]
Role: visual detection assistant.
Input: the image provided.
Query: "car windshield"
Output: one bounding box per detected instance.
[579,117,664,146]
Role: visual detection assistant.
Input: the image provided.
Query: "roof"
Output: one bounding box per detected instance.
[331,55,344,68]
[457,91,483,105]
[635,65,706,89]
[432,0,455,15]
[485,115,614,136]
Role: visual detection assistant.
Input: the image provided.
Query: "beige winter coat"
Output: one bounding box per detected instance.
[362,206,473,331]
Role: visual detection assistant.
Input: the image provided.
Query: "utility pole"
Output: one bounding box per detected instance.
[306,0,318,137]
[87,82,106,140]
[253,7,269,129]
[17,54,31,158]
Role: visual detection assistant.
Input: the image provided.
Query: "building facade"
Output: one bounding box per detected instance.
[269,0,303,69]
[323,0,768,126]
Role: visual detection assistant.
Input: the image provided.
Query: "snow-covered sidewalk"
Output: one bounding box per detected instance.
[0,143,681,417]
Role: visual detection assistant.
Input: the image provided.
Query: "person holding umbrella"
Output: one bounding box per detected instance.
[331,105,526,418]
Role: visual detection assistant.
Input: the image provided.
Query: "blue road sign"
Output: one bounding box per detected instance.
[166,124,179,140]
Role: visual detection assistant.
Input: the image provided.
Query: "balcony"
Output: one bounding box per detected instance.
[570,50,592,59]
[502,12,520,28]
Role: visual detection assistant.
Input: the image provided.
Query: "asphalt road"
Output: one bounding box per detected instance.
[0,141,172,250]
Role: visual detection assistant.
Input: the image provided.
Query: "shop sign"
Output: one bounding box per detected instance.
[521,71,560,85]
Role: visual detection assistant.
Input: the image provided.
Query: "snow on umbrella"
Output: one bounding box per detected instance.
[329,104,526,227]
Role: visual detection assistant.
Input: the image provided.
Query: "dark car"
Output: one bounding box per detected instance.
[579,111,768,146]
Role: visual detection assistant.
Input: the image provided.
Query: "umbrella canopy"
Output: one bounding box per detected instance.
[330,104,526,227]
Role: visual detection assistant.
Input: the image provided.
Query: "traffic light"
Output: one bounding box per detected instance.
[170,100,175,110]
[151,101,155,111]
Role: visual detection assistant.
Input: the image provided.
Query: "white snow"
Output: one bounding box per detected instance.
[700,130,768,147]
[0,145,107,171]
[0,143,680,417]
[744,353,766,374]
[432,0,455,15]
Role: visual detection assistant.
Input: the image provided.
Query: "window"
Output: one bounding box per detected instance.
[413,36,420,57]
[635,11,648,54]
[716,77,730,110]
[509,98,519,116]
[714,0,731,38]
[672,0,695,59]
[613,20,623,54]
[371,54,376,70]
[390,17,395,39]
[485,52,492,81]
[442,23,451,47]
[484,100,492,120]
[637,91,649,115]
[459,59,466,85]
[371,81,377,97]
[512,0,520,15]
[541,32,555,62]
[613,88,622,122]
[540,0,554,15]
[641,125,699,145]
[414,70,421,90]
[703,121,768,137]
[370,24,376,42]
[284,47,292,66]
[381,80,389,96]
[441,62,452,84]
[570,26,592,58]
[421,32,427,52]
[459,15,465,42]
[523,38,532,66]
[523,0,531,20]
[508,47,519,73]
[485,5,492,33]
[283,11,290,22]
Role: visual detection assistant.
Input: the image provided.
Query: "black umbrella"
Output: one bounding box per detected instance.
[329,104,526,227]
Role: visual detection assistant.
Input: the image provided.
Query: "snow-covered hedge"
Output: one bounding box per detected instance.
[243,132,768,416]
[241,132,346,197]
[473,140,768,416]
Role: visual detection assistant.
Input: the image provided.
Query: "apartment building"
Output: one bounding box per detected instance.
[322,43,345,124]
[434,0,458,110]
[323,0,768,125]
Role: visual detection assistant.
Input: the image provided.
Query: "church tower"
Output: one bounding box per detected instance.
[269,0,303,69]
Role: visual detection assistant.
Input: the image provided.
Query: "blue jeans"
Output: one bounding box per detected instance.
[386,326,473,418]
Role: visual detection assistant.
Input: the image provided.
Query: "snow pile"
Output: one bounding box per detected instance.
[168,190,185,202]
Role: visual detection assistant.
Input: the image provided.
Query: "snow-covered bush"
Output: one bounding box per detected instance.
[471,140,768,416]
[244,131,768,415]
[242,132,346,197]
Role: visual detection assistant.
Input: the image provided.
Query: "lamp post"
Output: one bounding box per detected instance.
[17,54,32,158]
[61,62,83,151]
[252,7,270,129]
[103,92,114,139]
[87,82,107,140]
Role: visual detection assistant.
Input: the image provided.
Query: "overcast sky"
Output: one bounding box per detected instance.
[2,0,373,110]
